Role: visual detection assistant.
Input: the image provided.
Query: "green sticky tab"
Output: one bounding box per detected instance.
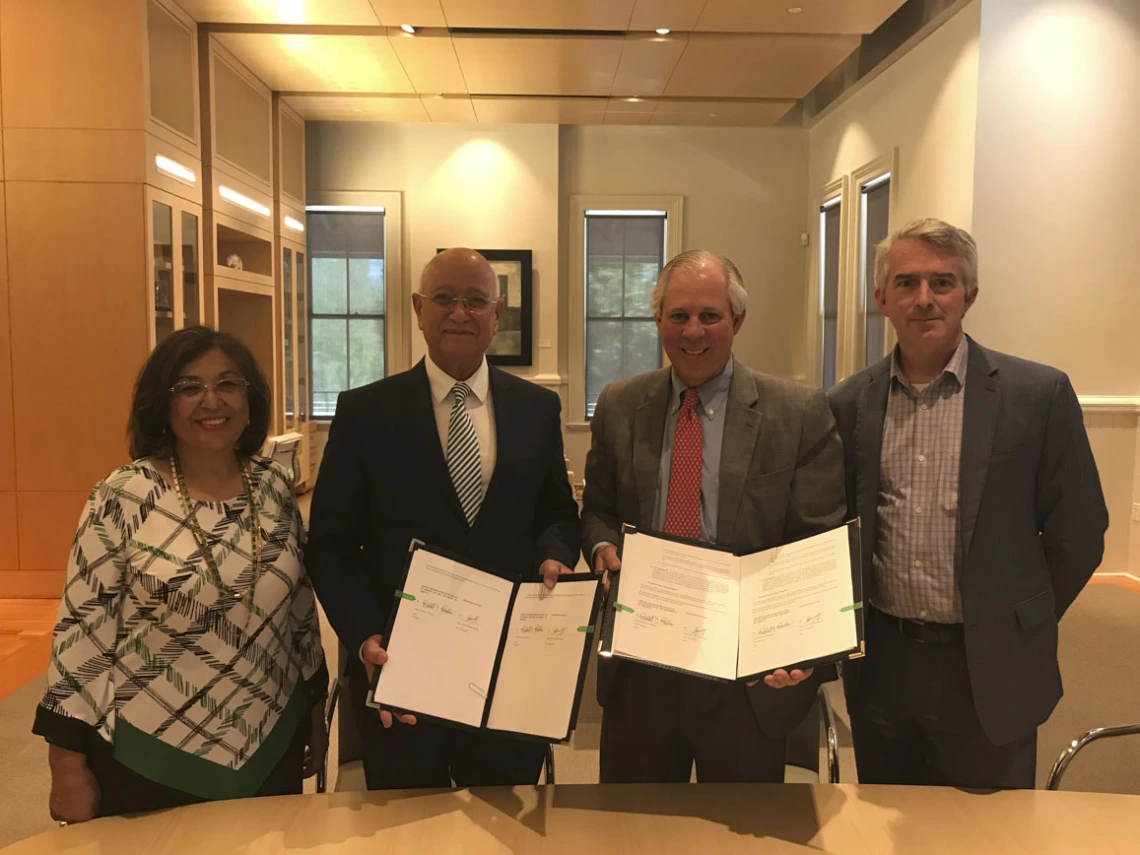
[577,625,595,633]
[614,603,634,613]
[840,601,863,613]
[396,591,416,601]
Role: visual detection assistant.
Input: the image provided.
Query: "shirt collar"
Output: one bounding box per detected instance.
[425,354,490,405]
[890,335,968,392]
[670,356,734,416]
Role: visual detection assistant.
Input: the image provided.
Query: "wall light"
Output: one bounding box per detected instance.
[155,154,196,185]
[787,6,803,13]
[219,185,271,217]
[655,28,671,35]
[400,23,416,34]
[283,215,305,233]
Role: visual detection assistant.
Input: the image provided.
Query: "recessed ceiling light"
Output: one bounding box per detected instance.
[626,97,641,102]
[708,112,718,118]
[787,6,803,13]
[400,23,416,34]
[655,27,671,35]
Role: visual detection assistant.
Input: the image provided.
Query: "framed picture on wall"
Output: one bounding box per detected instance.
[436,248,533,366]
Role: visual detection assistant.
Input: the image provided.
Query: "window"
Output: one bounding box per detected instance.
[819,196,842,390]
[307,209,387,418]
[568,195,683,425]
[584,212,666,417]
[859,174,891,367]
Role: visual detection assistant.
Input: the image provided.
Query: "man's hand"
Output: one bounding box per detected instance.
[48,746,99,824]
[302,703,328,778]
[747,667,814,689]
[360,634,418,728]
[539,559,574,590]
[593,545,621,592]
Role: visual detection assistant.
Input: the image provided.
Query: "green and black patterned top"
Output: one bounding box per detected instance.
[33,457,328,799]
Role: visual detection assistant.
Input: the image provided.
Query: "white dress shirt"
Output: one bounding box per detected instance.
[424,354,497,497]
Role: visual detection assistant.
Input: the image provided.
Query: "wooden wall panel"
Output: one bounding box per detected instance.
[147,0,197,143]
[0,570,65,598]
[16,490,87,572]
[6,182,148,492]
[0,0,146,130]
[280,110,305,204]
[0,191,13,493]
[3,129,148,184]
[212,53,273,185]
[0,492,18,570]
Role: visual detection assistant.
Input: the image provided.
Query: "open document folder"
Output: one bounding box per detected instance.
[598,522,864,682]
[369,541,603,742]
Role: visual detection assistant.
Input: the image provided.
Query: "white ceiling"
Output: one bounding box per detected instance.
[177,0,907,126]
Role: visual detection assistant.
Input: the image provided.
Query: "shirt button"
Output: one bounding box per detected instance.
[914,506,923,515]
[919,609,928,618]
[920,404,930,411]
[917,454,926,463]
[914,559,923,568]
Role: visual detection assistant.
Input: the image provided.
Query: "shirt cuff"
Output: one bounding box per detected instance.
[590,541,617,569]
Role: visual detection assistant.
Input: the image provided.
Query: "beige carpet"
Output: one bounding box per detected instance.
[2,582,1137,848]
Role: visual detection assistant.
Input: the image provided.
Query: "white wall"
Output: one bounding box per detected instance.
[306,122,562,380]
[558,124,811,476]
[969,0,1140,574]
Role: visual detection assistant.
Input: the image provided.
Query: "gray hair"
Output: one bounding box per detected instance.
[650,250,748,319]
[874,218,979,295]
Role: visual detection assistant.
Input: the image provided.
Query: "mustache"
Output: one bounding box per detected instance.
[908,312,945,321]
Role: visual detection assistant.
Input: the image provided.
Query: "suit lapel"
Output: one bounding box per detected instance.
[716,364,762,544]
[958,338,999,564]
[855,358,891,568]
[410,360,467,526]
[632,370,671,528]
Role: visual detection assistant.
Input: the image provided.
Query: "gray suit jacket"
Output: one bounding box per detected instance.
[581,360,848,737]
[827,337,1107,745]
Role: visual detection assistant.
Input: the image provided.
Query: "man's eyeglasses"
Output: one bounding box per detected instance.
[422,293,494,314]
[170,378,250,402]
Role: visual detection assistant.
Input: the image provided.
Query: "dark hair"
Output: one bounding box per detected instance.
[127,326,272,461]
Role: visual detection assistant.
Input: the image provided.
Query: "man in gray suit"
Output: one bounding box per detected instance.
[582,250,848,783]
[827,218,1107,789]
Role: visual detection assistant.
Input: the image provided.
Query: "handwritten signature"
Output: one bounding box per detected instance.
[755,621,794,638]
[685,627,709,640]
[635,613,676,628]
[801,612,824,627]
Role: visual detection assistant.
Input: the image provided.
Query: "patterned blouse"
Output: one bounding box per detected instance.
[33,457,327,800]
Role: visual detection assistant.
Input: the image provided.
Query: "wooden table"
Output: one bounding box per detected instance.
[5,783,1139,854]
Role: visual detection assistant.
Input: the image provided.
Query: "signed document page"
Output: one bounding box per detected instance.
[736,526,858,678]
[612,531,740,680]
[486,580,598,740]
[373,548,513,727]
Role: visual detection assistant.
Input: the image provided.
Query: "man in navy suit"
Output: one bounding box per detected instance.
[307,248,580,789]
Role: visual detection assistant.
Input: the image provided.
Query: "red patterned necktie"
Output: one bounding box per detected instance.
[663,388,702,539]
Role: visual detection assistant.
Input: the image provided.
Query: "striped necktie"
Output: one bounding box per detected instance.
[446,382,483,525]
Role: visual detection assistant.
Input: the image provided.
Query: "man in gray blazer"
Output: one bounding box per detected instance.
[582,250,848,783]
[827,218,1107,789]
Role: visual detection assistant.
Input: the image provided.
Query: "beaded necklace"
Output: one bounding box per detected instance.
[169,453,262,604]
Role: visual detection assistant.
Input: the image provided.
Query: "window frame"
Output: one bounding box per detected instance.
[567,194,683,427]
[304,190,407,421]
[849,151,899,372]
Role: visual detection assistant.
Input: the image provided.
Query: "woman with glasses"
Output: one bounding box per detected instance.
[33,326,328,822]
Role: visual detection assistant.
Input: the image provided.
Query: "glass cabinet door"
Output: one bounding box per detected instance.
[181,211,200,327]
[297,252,308,423]
[153,201,175,344]
[283,248,294,426]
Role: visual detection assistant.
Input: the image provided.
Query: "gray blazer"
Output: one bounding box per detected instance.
[582,360,848,737]
[827,337,1107,745]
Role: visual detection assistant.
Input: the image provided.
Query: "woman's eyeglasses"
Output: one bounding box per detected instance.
[169,378,250,402]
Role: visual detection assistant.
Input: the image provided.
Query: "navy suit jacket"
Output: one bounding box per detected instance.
[307,360,581,658]
[827,337,1107,745]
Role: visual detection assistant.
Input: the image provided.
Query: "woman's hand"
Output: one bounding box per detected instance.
[48,746,100,823]
[302,703,328,779]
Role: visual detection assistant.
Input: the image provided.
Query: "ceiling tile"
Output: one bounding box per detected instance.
[627,0,707,32]
[387,30,467,93]
[176,0,380,25]
[439,0,636,31]
[695,0,908,34]
[471,97,608,124]
[367,0,447,27]
[283,94,430,120]
[452,35,624,97]
[213,33,415,92]
[611,34,687,98]
[421,95,477,121]
[663,33,859,98]
[650,98,795,125]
